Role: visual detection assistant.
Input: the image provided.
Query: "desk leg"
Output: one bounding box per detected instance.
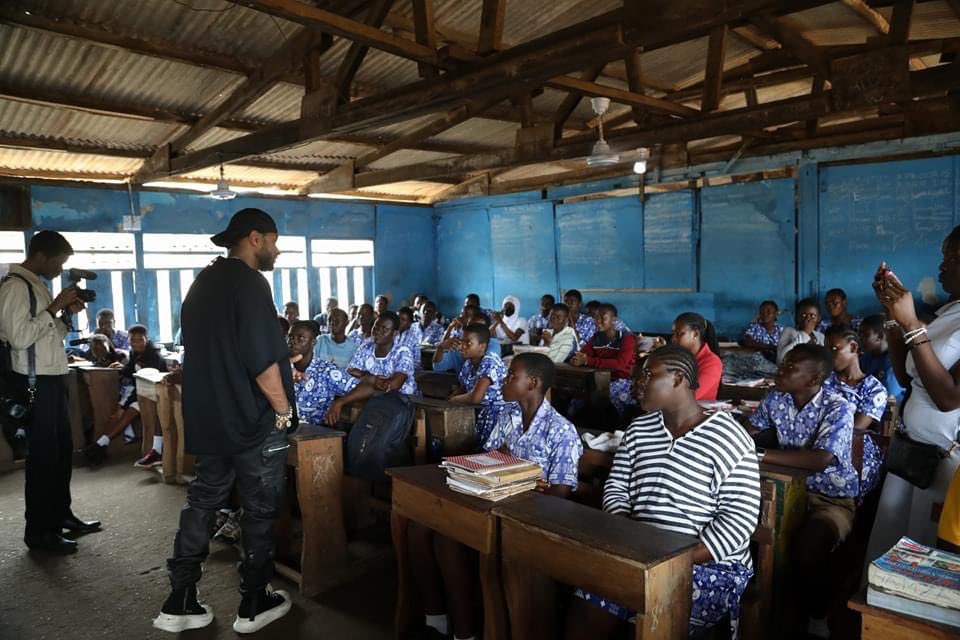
[156,386,177,484]
[479,549,509,640]
[139,397,159,458]
[391,510,420,639]
[296,437,347,597]
[636,551,692,640]
[170,390,194,481]
[500,559,555,640]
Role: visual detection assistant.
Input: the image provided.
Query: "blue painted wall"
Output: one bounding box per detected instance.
[374,203,435,308]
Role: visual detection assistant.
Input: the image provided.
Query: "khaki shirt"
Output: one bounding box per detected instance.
[0,265,69,376]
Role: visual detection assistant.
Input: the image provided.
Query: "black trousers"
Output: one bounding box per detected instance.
[167,428,288,592]
[18,374,73,537]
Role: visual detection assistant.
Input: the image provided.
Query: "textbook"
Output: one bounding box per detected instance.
[867,537,960,617]
[866,587,960,627]
[446,464,542,488]
[441,451,537,475]
[445,476,539,502]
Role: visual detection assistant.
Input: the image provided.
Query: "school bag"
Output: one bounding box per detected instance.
[345,391,415,482]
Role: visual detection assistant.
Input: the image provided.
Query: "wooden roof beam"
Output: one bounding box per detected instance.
[702,25,727,112]
[889,0,914,44]
[478,0,507,55]
[546,76,699,119]
[334,0,397,99]
[411,0,439,78]
[750,14,830,79]
[840,0,889,35]
[552,64,606,140]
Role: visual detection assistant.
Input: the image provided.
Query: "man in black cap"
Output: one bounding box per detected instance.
[154,208,297,634]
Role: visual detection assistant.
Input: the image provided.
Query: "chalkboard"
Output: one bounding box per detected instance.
[643,190,696,289]
[701,179,796,336]
[435,207,493,318]
[819,156,956,315]
[489,202,557,313]
[555,196,644,290]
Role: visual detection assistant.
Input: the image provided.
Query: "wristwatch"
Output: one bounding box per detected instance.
[275,406,294,430]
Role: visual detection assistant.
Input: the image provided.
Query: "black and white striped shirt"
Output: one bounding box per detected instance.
[603,410,761,568]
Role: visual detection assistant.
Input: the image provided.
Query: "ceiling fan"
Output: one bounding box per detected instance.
[209,164,238,200]
[585,97,650,174]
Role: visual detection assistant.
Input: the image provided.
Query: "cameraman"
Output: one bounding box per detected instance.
[0,231,100,553]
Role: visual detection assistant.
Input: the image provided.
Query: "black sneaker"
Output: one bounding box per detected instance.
[152,585,214,633]
[232,585,291,634]
[83,443,107,467]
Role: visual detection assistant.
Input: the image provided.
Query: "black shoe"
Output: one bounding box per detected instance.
[233,585,291,634]
[12,433,27,460]
[24,532,78,554]
[60,514,101,533]
[83,443,107,466]
[153,585,214,633]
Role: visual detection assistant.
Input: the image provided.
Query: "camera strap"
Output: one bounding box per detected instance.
[2,273,38,398]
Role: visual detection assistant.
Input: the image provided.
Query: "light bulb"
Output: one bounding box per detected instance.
[633,160,647,174]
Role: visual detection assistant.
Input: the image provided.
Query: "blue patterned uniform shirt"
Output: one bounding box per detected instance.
[528,314,550,332]
[420,321,445,346]
[483,399,583,489]
[743,322,784,347]
[345,340,419,395]
[458,352,507,442]
[295,357,351,425]
[817,316,863,334]
[822,372,888,496]
[347,328,370,345]
[397,324,422,370]
[573,313,597,345]
[750,389,858,498]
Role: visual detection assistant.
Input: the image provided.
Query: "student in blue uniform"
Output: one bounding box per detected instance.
[527,294,555,345]
[464,292,494,322]
[418,301,445,346]
[324,311,418,424]
[347,303,374,344]
[742,300,784,361]
[448,323,507,443]
[374,294,390,316]
[566,345,760,639]
[288,320,351,425]
[858,314,905,404]
[571,303,637,415]
[817,288,862,333]
[413,353,583,640]
[313,308,358,369]
[748,343,857,638]
[563,289,596,347]
[822,325,888,498]
[433,309,501,373]
[396,306,423,369]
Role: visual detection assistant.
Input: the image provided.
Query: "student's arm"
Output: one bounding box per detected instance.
[602,428,635,516]
[900,331,960,412]
[371,345,415,393]
[493,314,525,343]
[761,448,833,472]
[324,380,378,425]
[450,376,491,405]
[742,332,773,352]
[540,425,582,499]
[700,449,762,565]
[853,413,876,431]
[767,397,854,472]
[569,340,592,367]
[584,333,636,371]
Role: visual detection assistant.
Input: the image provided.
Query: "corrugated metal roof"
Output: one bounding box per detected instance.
[0,147,142,176]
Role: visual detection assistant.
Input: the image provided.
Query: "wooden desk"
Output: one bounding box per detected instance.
[758,463,809,626]
[78,366,123,456]
[274,424,348,597]
[66,365,93,450]
[420,346,436,371]
[848,591,958,640]
[493,495,699,640]
[414,371,460,399]
[389,464,534,640]
[156,383,194,483]
[411,396,477,460]
[553,364,611,404]
[134,373,162,459]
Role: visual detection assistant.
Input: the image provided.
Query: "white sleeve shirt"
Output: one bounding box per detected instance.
[0,265,70,376]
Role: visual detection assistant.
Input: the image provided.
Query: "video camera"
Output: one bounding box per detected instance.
[67,268,97,303]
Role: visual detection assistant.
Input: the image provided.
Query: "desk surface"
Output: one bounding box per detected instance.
[848,591,959,639]
[387,464,535,513]
[290,423,346,442]
[493,495,699,568]
[411,395,481,410]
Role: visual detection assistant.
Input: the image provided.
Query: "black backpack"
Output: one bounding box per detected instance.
[345,391,416,482]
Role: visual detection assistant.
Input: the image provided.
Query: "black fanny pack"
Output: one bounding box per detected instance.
[886,429,951,490]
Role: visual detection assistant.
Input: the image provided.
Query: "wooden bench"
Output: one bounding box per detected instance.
[411,396,477,461]
[415,371,460,399]
[389,464,535,640]
[272,424,349,598]
[493,494,699,640]
[848,590,958,640]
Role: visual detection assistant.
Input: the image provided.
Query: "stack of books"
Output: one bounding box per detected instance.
[867,537,960,627]
[441,451,542,501]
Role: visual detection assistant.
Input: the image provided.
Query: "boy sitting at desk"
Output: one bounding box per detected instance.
[570,303,636,414]
[411,353,582,640]
[288,320,351,425]
[94,308,130,351]
[527,293,554,345]
[565,345,760,639]
[324,311,418,424]
[447,323,507,444]
[540,303,577,364]
[747,343,857,638]
[563,289,596,348]
[313,308,358,369]
[83,324,167,467]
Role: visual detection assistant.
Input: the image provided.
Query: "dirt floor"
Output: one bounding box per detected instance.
[0,451,396,640]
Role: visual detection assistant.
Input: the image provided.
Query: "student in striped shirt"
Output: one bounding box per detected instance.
[566,345,761,638]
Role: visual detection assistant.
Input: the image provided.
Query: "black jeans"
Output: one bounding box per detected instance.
[18,374,73,537]
[167,428,289,592]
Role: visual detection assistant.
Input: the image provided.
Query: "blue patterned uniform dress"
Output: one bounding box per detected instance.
[457,353,507,443]
[420,320,445,346]
[483,399,583,489]
[527,314,550,333]
[573,313,597,346]
[344,340,419,395]
[822,372,888,496]
[743,322,784,347]
[613,318,631,333]
[750,389,858,498]
[295,357,352,424]
[347,328,370,345]
[111,329,131,351]
[397,323,423,370]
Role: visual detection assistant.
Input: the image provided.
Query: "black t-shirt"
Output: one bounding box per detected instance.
[181,257,294,455]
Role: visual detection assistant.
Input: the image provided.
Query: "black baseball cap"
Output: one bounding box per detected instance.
[210,208,278,247]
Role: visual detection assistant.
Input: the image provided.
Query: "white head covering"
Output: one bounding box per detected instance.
[496,295,527,343]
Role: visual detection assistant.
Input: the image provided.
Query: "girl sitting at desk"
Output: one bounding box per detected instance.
[289,320,352,425]
[570,303,636,414]
[490,295,526,345]
[565,345,760,639]
[742,299,784,361]
[448,323,507,443]
[83,324,167,468]
[671,312,722,401]
[777,297,825,364]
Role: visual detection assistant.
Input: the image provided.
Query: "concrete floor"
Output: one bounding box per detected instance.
[0,453,396,640]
